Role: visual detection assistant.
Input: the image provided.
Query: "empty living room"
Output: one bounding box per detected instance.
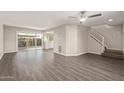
[1,0,124,92]
[0,11,124,81]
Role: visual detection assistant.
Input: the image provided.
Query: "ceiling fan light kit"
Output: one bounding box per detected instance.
[80,17,87,22]
[69,11,102,24]
[80,13,87,22]
[108,19,113,22]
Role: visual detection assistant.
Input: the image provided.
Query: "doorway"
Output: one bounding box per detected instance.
[18,33,43,50]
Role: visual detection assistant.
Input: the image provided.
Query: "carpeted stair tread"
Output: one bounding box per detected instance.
[101,49,123,59]
[105,49,123,55]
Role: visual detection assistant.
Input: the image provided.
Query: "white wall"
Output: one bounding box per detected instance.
[65,25,89,56]
[5,25,42,34]
[123,24,124,53]
[0,24,4,59]
[4,26,17,53]
[53,24,89,56]
[44,41,54,49]
[66,25,78,56]
[77,26,89,55]
[4,25,43,53]
[53,25,66,55]
[43,31,54,49]
[92,25,123,50]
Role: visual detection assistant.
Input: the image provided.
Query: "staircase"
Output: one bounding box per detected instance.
[90,30,123,59]
[101,48,123,59]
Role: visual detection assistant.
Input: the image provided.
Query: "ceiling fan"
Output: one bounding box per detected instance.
[69,11,102,23]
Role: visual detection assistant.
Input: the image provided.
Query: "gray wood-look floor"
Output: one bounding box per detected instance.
[0,49,124,81]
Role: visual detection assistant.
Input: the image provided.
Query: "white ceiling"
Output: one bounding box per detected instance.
[0,11,77,30]
[80,11,124,26]
[0,11,124,30]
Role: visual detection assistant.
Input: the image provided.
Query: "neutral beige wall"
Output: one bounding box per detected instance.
[65,25,89,56]
[66,25,78,56]
[4,25,43,53]
[0,24,4,59]
[43,31,54,49]
[77,25,89,55]
[123,24,124,53]
[5,25,42,34]
[4,26,17,53]
[53,25,66,55]
[92,25,123,50]
[53,24,89,56]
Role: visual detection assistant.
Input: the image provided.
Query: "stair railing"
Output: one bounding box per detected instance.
[89,30,107,53]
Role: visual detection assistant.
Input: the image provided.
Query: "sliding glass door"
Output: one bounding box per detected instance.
[18,33,42,50]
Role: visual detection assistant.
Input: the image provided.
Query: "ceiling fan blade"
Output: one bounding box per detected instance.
[88,14,102,18]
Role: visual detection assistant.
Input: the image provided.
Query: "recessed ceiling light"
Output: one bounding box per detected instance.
[108,19,113,22]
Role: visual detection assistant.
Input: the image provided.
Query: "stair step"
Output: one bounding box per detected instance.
[101,52,123,59]
[105,49,123,55]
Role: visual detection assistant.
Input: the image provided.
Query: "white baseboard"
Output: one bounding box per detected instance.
[88,51,101,55]
[4,51,17,54]
[66,52,87,56]
[65,54,77,56]
[0,53,4,60]
[54,51,87,56]
[107,48,123,51]
[54,52,66,56]
[77,52,88,56]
